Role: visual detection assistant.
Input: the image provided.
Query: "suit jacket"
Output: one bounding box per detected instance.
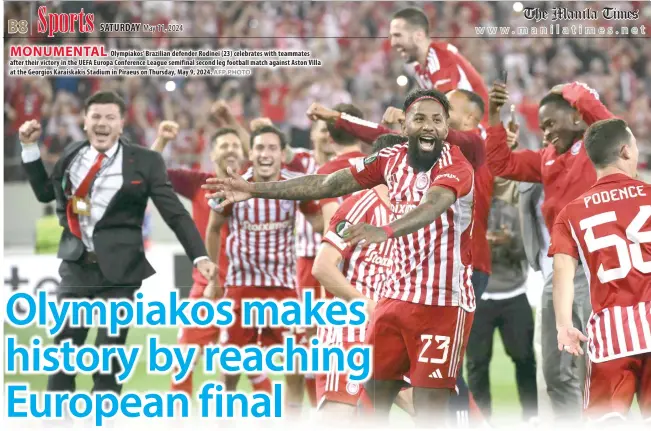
[518,182,545,272]
[22,138,207,285]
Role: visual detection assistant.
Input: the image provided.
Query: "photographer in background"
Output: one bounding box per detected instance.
[466,197,538,423]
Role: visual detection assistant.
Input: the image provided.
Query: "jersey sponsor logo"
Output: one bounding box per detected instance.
[335,220,352,238]
[391,202,418,215]
[545,159,555,166]
[416,172,430,190]
[364,250,392,268]
[571,140,582,155]
[433,78,452,88]
[241,220,293,232]
[434,173,459,182]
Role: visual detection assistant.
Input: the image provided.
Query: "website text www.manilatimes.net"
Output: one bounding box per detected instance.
[475,24,646,37]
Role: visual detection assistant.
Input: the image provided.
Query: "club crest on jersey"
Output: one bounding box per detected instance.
[281,200,293,211]
[364,153,378,165]
[346,381,360,395]
[416,172,430,190]
[335,220,352,238]
[571,141,582,155]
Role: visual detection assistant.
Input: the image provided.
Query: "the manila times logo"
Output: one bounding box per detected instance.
[8,5,94,36]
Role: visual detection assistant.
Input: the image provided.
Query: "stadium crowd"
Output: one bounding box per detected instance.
[4,1,651,181]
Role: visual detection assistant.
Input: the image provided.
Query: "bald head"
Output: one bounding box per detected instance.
[446,89,484,131]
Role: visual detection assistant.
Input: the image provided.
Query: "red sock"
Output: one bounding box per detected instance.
[304,376,317,407]
[249,374,272,393]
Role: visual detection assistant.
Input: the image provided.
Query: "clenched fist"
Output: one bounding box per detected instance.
[210,100,234,122]
[382,107,405,126]
[19,120,42,145]
[250,117,273,131]
[157,121,179,142]
[306,102,338,122]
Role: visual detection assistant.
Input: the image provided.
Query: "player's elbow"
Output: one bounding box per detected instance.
[311,256,331,285]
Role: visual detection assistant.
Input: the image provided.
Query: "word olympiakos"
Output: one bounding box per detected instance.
[37,6,94,38]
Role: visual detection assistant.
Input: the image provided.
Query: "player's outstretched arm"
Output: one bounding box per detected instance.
[203,168,364,211]
[343,186,456,247]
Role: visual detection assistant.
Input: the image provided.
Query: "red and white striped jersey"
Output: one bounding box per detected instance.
[288,148,322,258]
[410,42,489,124]
[322,188,392,302]
[349,143,476,311]
[222,168,320,289]
[549,173,651,362]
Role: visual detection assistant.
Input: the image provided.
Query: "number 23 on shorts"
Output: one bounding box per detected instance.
[418,334,451,364]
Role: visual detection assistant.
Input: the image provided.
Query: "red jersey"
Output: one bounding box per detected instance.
[289,150,322,258]
[349,143,476,311]
[222,168,320,289]
[548,174,651,362]
[323,189,392,302]
[316,150,367,207]
[331,114,491,273]
[167,168,229,287]
[486,82,613,233]
[410,42,490,124]
[332,113,485,170]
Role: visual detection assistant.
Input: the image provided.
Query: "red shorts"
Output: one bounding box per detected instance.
[366,298,473,389]
[315,325,367,408]
[585,353,651,420]
[220,286,299,348]
[176,280,220,346]
[296,256,333,299]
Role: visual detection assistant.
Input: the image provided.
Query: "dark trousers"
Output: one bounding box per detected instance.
[466,292,538,421]
[448,270,490,425]
[47,260,141,395]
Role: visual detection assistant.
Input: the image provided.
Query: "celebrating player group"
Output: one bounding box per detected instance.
[17,5,650,429]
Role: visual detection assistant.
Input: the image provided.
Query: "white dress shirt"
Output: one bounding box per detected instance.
[22,142,209,265]
[22,142,122,252]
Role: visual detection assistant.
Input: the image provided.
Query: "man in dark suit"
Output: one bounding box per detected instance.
[18,91,216,395]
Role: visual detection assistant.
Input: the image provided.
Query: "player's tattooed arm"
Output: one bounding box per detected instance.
[253,168,364,200]
[389,186,456,238]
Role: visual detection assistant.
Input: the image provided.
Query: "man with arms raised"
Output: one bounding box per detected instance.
[486,80,613,421]
[389,7,489,123]
[311,134,414,422]
[548,118,651,423]
[204,126,322,417]
[204,89,476,427]
[150,120,275,397]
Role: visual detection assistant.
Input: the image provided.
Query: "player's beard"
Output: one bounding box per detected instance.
[407,135,444,172]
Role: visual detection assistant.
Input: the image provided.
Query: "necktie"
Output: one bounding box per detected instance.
[66,152,107,239]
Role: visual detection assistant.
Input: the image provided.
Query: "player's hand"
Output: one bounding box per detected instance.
[549,84,567,96]
[157,120,179,143]
[381,107,405,126]
[250,117,273,131]
[202,167,254,210]
[196,259,217,283]
[210,100,235,124]
[306,102,339,122]
[557,325,588,356]
[19,120,42,145]
[506,126,519,150]
[203,279,224,300]
[488,82,509,115]
[342,223,388,247]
